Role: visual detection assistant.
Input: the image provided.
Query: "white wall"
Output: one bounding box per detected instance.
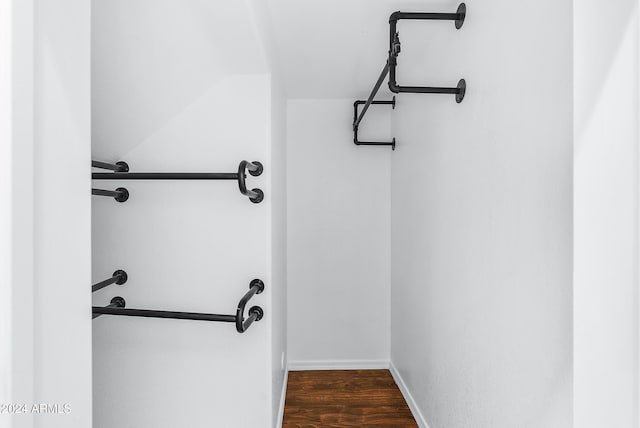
[269,77,287,427]
[91,0,268,160]
[287,99,391,368]
[243,2,289,423]
[2,1,91,427]
[33,0,92,426]
[7,0,35,425]
[574,1,639,427]
[390,1,573,427]
[92,2,288,426]
[92,75,272,428]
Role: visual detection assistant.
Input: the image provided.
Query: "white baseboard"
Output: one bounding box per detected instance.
[287,359,390,371]
[276,368,288,428]
[389,361,430,428]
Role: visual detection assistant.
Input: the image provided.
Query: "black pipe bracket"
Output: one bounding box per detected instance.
[455,3,466,29]
[352,3,467,150]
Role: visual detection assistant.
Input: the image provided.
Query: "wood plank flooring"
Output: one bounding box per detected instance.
[282,370,417,427]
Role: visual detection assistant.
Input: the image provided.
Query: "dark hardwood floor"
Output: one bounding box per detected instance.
[282,369,418,427]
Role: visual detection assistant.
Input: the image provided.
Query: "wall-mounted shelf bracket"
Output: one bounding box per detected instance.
[353,97,396,150]
[388,4,466,101]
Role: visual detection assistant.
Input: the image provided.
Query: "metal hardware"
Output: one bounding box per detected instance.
[93,296,126,319]
[352,3,467,149]
[92,270,128,293]
[237,161,264,203]
[388,4,466,100]
[91,160,264,203]
[92,187,129,202]
[235,279,265,332]
[91,279,265,333]
[92,160,129,172]
[353,97,396,149]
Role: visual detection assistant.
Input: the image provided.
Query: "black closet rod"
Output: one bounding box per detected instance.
[92,270,128,293]
[93,172,237,180]
[92,279,265,333]
[92,159,264,203]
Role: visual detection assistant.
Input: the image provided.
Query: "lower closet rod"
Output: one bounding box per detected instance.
[92,307,237,323]
[92,297,125,319]
[92,279,265,333]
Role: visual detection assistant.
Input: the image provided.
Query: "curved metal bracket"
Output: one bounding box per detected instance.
[235,279,265,333]
[92,187,130,202]
[237,161,264,203]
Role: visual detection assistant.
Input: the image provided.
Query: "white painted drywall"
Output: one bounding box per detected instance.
[287,99,391,368]
[92,75,272,428]
[390,1,573,427]
[245,1,288,424]
[33,0,92,426]
[91,0,268,161]
[4,1,36,427]
[269,77,287,427]
[574,1,639,427]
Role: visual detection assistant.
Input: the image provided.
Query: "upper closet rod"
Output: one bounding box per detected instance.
[92,159,264,203]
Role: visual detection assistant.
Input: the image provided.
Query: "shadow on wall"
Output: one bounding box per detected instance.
[574,0,637,151]
[91,0,269,160]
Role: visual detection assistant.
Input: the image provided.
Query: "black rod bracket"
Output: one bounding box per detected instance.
[92,187,129,202]
[236,279,265,333]
[353,98,396,150]
[388,3,467,102]
[455,3,467,29]
[92,270,128,293]
[351,3,466,151]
